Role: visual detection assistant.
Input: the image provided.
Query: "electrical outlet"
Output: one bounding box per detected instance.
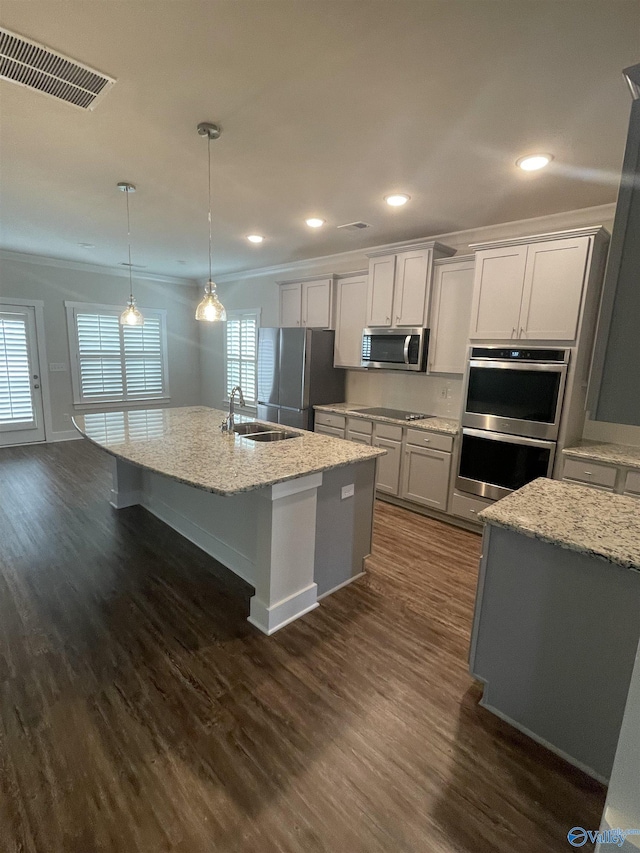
[440,386,447,399]
[341,483,355,500]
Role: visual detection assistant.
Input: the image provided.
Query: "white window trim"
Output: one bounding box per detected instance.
[65,301,170,407]
[223,308,261,410]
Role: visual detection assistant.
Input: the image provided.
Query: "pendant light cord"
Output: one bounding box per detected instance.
[125,188,133,302]
[207,133,213,291]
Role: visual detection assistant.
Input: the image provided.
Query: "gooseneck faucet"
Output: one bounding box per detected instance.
[222,385,245,431]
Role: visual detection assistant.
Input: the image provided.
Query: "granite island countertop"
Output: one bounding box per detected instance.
[479,477,640,572]
[73,406,385,497]
[314,403,459,436]
[562,441,640,471]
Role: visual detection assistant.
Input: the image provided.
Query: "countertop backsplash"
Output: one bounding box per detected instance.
[345,371,463,419]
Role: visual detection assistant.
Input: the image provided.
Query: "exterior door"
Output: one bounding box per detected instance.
[0,305,46,446]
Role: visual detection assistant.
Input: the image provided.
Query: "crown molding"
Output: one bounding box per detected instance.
[470,225,610,251]
[0,249,199,287]
[212,203,616,284]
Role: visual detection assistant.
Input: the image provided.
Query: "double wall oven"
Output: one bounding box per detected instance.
[457,347,570,500]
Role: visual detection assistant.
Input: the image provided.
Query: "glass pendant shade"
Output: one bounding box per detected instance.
[120,296,145,326]
[195,282,226,322]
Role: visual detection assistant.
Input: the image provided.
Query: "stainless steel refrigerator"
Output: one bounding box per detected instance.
[257,328,345,429]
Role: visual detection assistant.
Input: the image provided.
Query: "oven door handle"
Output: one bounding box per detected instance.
[462,427,555,449]
[403,335,411,365]
[469,359,567,373]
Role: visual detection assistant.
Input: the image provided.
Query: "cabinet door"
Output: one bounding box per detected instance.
[429,260,474,373]
[469,246,527,339]
[518,237,589,341]
[334,275,368,367]
[315,424,345,439]
[347,431,372,445]
[366,255,396,327]
[279,283,302,327]
[392,248,430,326]
[302,278,332,328]
[373,437,402,495]
[400,445,450,509]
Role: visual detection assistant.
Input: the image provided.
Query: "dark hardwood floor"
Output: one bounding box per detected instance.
[0,440,605,852]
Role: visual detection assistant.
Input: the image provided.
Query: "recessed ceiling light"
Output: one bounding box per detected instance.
[305,217,325,228]
[247,234,264,243]
[78,242,95,248]
[516,153,553,172]
[384,193,410,207]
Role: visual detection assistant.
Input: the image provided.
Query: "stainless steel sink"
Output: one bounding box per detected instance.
[233,422,273,435]
[243,430,299,442]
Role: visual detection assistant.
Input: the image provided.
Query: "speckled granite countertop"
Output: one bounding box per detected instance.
[563,442,640,471]
[73,406,384,496]
[314,403,459,436]
[479,477,640,572]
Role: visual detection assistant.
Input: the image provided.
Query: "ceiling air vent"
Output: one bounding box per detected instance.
[337,221,371,232]
[0,28,115,110]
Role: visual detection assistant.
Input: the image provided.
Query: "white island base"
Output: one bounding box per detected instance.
[111,456,376,635]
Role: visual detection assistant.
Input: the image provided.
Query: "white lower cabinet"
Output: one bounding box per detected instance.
[315,424,345,439]
[373,436,402,494]
[401,443,451,510]
[561,454,640,499]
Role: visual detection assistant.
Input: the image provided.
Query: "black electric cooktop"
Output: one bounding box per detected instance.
[355,407,433,421]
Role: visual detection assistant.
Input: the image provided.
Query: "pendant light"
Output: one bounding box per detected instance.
[117,182,144,326]
[195,122,226,322]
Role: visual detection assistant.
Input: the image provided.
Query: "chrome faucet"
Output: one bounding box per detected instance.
[222,385,245,431]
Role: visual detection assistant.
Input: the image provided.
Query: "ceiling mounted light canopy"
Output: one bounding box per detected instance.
[195,121,226,323]
[384,193,410,207]
[305,217,325,228]
[516,153,553,171]
[117,182,144,327]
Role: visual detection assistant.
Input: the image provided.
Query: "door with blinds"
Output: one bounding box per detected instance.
[0,305,46,447]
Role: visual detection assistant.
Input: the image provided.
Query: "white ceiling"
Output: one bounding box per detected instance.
[0,1,638,280]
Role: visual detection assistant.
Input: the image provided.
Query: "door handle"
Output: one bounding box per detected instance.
[33,384,40,389]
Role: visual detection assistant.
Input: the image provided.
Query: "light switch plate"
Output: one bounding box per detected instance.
[49,363,67,372]
[341,483,355,500]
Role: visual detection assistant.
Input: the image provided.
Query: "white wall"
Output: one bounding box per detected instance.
[201,202,637,442]
[0,254,203,439]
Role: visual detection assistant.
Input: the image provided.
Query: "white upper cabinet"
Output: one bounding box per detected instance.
[469,246,527,339]
[278,277,334,328]
[366,255,396,326]
[366,242,454,329]
[279,282,302,327]
[469,233,593,342]
[519,237,589,340]
[429,256,475,374]
[333,274,368,368]
[392,249,430,326]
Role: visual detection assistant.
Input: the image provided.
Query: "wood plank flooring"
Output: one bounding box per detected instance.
[0,440,605,853]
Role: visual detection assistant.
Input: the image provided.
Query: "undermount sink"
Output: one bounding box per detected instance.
[243,430,299,442]
[233,422,273,435]
[232,422,299,442]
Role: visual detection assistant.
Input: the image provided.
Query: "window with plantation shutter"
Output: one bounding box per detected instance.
[225,310,259,407]
[66,303,169,405]
[0,313,34,425]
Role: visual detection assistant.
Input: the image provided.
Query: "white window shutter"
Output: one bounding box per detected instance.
[0,315,34,424]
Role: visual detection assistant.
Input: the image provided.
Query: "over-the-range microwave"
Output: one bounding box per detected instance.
[361,327,429,372]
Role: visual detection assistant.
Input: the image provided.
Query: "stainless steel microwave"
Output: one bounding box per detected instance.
[361,327,429,371]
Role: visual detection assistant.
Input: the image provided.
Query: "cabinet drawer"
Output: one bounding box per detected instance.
[563,458,617,489]
[315,424,345,439]
[405,428,453,453]
[624,470,640,497]
[375,422,403,441]
[315,411,346,430]
[347,431,372,445]
[450,491,493,521]
[347,417,373,435]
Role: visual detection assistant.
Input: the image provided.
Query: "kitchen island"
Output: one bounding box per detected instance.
[73,406,384,635]
[470,477,640,782]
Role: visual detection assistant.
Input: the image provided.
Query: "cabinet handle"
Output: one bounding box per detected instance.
[512,327,516,338]
[386,316,391,323]
[469,509,476,514]
[584,471,592,476]
[396,316,400,322]
[423,438,430,443]
[520,327,525,337]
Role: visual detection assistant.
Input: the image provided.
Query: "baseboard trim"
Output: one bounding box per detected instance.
[49,429,82,442]
[318,571,366,600]
[248,584,319,635]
